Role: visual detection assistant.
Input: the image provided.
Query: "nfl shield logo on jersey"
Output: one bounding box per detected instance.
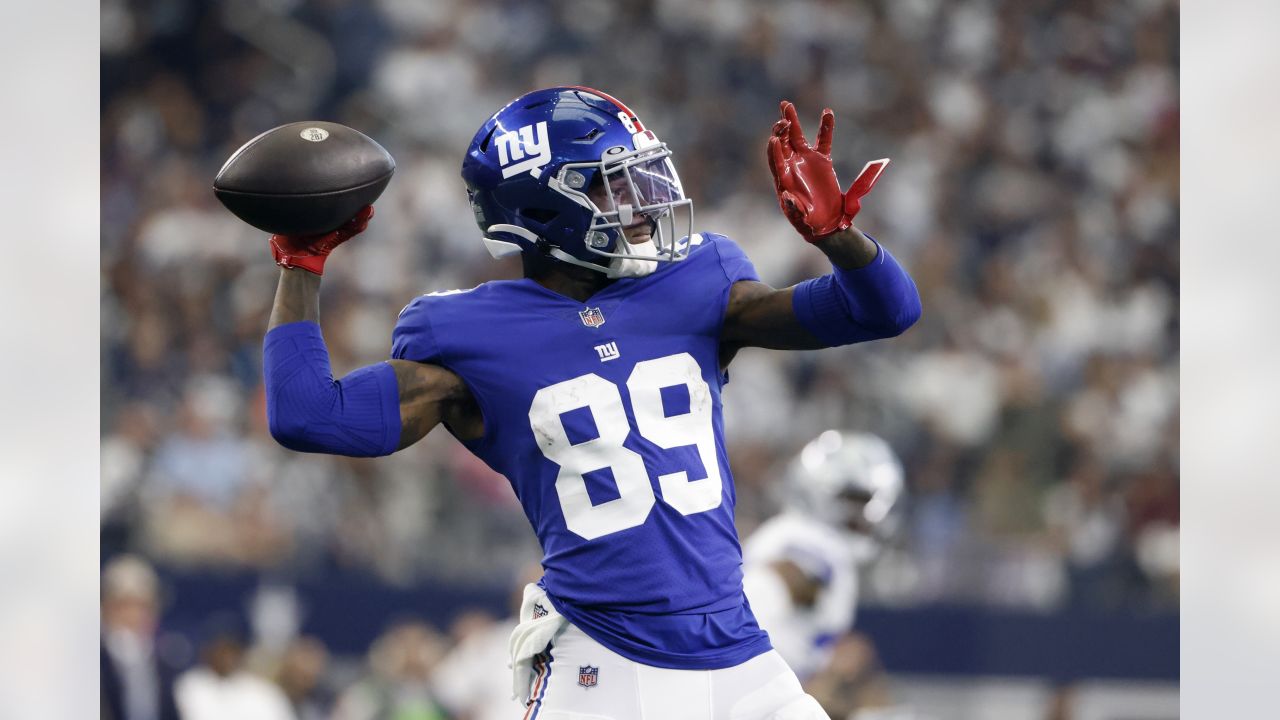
[578,665,599,688]
[579,307,606,328]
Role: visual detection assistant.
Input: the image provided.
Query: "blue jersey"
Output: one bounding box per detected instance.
[391,233,772,669]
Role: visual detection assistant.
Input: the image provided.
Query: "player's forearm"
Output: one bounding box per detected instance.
[791,236,922,345]
[268,268,321,329]
[812,227,880,270]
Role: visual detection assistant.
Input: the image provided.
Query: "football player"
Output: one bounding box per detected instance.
[261,87,920,719]
[742,432,905,704]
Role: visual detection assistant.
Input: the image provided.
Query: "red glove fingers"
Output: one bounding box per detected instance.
[270,205,375,276]
[766,100,889,243]
[815,108,834,156]
[766,141,807,228]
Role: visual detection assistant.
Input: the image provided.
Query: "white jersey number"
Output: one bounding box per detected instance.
[528,352,722,540]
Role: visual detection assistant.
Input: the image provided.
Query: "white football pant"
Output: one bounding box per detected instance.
[521,623,829,720]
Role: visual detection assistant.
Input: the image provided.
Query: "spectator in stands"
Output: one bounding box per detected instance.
[332,620,450,720]
[174,615,296,720]
[100,555,183,720]
[142,377,290,568]
[275,637,334,720]
[1043,453,1128,608]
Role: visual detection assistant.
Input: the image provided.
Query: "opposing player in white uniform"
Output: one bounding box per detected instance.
[743,431,905,682]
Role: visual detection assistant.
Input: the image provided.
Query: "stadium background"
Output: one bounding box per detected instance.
[99,0,1178,718]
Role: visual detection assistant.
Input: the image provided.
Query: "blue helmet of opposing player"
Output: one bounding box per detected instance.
[461,86,693,277]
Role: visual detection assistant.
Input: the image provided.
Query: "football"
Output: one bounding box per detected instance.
[213,121,395,236]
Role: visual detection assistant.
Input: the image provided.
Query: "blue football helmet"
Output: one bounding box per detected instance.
[461,86,694,276]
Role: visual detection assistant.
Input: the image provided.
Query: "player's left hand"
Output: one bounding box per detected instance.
[766,101,889,243]
[270,205,375,275]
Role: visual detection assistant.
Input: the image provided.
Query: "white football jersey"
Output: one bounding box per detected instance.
[742,511,871,680]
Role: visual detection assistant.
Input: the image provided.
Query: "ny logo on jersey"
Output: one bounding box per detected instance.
[594,342,620,362]
[579,306,606,328]
[495,121,551,179]
[578,665,599,688]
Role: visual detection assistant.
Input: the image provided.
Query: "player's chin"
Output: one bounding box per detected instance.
[623,227,653,245]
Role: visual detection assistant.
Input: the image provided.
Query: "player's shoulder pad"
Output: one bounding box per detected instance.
[396,283,489,319]
[690,231,759,286]
[391,284,486,362]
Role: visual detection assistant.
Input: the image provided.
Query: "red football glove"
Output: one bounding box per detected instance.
[766,101,889,243]
[269,205,375,275]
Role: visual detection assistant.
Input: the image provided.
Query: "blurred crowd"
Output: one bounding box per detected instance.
[103,554,545,720]
[101,0,1179,652]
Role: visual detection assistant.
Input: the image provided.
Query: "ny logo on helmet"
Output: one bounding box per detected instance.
[496,121,552,179]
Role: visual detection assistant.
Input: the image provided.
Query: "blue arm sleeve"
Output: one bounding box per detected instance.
[791,239,922,347]
[263,321,402,457]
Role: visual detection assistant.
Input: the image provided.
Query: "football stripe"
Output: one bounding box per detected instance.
[568,85,644,130]
[524,651,553,720]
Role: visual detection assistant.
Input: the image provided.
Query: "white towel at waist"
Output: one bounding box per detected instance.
[508,583,568,703]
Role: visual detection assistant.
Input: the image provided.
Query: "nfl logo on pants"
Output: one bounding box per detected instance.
[578,665,599,688]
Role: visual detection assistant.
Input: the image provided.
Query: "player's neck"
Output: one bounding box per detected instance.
[524,257,613,303]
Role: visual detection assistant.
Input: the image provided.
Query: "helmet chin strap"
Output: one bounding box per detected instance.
[544,241,659,279]
[606,237,660,278]
[546,246,612,274]
[543,229,661,279]
[605,213,661,278]
[498,220,661,279]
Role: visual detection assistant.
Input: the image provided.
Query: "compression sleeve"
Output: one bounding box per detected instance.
[263,321,402,457]
[790,238,922,347]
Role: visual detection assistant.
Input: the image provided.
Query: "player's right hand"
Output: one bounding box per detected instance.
[270,205,375,275]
